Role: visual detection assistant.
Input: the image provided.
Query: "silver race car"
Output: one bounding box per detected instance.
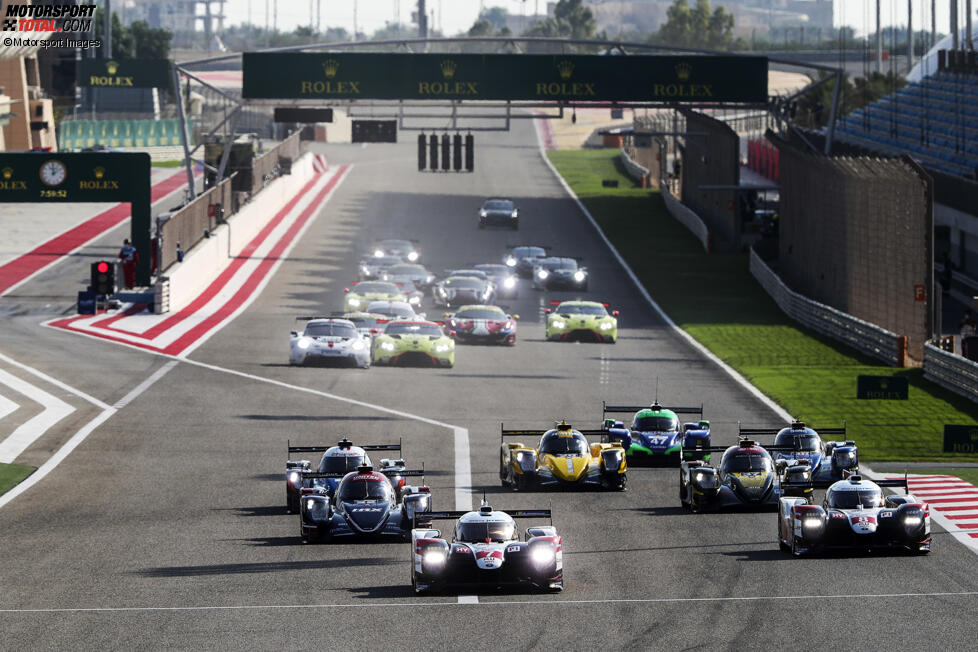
[289,318,371,368]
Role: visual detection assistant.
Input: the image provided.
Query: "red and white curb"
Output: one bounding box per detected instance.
[44,162,350,358]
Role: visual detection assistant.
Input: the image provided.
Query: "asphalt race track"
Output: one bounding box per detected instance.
[2,118,978,649]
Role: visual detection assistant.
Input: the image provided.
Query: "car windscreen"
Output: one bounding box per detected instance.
[539,434,588,455]
[557,303,607,316]
[388,264,425,275]
[513,247,546,258]
[338,478,392,501]
[541,258,577,270]
[485,200,514,210]
[722,453,773,473]
[379,239,411,250]
[457,521,515,543]
[827,488,883,509]
[444,277,483,289]
[384,323,443,336]
[633,415,678,432]
[319,454,364,473]
[455,308,505,320]
[305,323,358,338]
[367,303,413,317]
[774,433,821,451]
[346,316,379,329]
[475,264,508,276]
[354,282,399,294]
[366,256,401,267]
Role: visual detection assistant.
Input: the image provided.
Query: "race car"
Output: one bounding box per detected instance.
[739,421,857,487]
[545,300,618,343]
[678,438,813,512]
[289,317,371,368]
[284,437,404,513]
[472,263,519,299]
[502,245,549,278]
[371,238,422,263]
[778,474,931,556]
[410,501,562,593]
[499,421,626,491]
[431,275,495,308]
[364,300,422,321]
[371,319,455,367]
[382,263,436,291]
[532,257,588,291]
[478,197,520,229]
[343,281,413,313]
[601,401,710,464]
[359,254,403,281]
[298,463,432,543]
[443,305,518,345]
[335,311,387,338]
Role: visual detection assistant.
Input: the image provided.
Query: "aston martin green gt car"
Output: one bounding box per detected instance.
[371,320,455,367]
[343,281,407,313]
[545,300,618,343]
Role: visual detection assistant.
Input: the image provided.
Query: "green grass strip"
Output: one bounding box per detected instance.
[0,462,35,497]
[151,160,183,168]
[548,148,978,462]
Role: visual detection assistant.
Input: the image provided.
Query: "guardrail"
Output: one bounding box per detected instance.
[660,184,711,253]
[924,341,978,402]
[750,248,907,366]
[159,175,235,271]
[620,148,649,185]
[252,131,301,192]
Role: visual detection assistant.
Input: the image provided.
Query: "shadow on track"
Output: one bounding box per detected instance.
[213,505,285,517]
[346,585,418,599]
[612,506,689,517]
[134,556,399,577]
[239,414,404,421]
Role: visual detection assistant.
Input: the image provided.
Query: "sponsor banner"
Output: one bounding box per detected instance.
[856,374,909,400]
[78,58,172,89]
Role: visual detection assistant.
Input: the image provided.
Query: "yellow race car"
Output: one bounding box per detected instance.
[499,421,627,491]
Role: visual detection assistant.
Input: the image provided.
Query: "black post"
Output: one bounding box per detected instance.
[440,133,450,171]
[452,133,462,171]
[465,133,474,171]
[429,134,438,170]
[418,133,427,170]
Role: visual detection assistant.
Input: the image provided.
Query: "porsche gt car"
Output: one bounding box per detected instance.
[431,275,495,308]
[284,437,404,513]
[410,501,562,593]
[739,421,857,487]
[778,474,930,556]
[335,311,387,338]
[343,281,411,313]
[371,319,455,367]
[602,401,710,464]
[678,439,813,512]
[473,263,519,299]
[371,238,422,263]
[382,263,436,291]
[502,245,549,278]
[478,197,520,230]
[358,255,402,281]
[532,257,588,291]
[364,300,421,321]
[545,301,618,343]
[499,421,626,491]
[443,305,518,345]
[298,463,432,543]
[289,318,371,368]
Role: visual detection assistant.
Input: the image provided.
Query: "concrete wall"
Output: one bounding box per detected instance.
[680,110,740,251]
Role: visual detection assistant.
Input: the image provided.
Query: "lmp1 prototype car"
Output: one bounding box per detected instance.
[359,255,403,281]
[432,275,495,308]
[739,421,857,487]
[371,320,455,367]
[344,280,422,312]
[499,421,627,491]
[289,318,371,368]
[371,238,422,263]
[284,438,404,513]
[472,263,519,299]
[678,439,814,512]
[778,474,931,556]
[532,257,588,291]
[503,245,549,278]
[601,401,710,464]
[442,305,518,345]
[478,197,520,229]
[545,301,618,343]
[411,501,562,593]
[299,463,432,543]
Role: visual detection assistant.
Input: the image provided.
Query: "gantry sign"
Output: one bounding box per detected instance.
[242,53,768,104]
[0,153,152,285]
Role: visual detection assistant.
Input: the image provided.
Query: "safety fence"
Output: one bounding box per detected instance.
[158,175,235,271]
[59,119,193,150]
[750,248,907,366]
[924,341,978,403]
[251,131,301,191]
[746,138,780,181]
[661,185,710,253]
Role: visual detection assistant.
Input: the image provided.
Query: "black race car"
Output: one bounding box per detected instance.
[432,275,495,307]
[473,263,519,299]
[531,257,588,291]
[502,245,550,278]
[479,198,520,230]
[371,238,422,263]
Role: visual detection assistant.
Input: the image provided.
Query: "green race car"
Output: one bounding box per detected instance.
[545,300,618,343]
[343,281,408,313]
[371,319,455,367]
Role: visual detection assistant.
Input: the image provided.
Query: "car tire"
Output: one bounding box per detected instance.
[478,221,485,230]
[790,534,803,557]
[512,220,519,230]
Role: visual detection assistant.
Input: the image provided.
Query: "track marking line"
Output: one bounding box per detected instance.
[0,393,18,421]
[0,351,109,409]
[0,368,75,464]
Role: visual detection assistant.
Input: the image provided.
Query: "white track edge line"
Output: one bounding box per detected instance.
[0,350,109,409]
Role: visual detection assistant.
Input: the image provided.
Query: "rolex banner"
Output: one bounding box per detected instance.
[242,53,768,104]
[79,59,172,89]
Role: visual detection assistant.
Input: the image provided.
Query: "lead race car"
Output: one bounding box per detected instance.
[289,317,371,368]
[442,305,518,345]
[778,474,931,556]
[739,421,857,487]
[410,501,562,593]
[371,319,455,367]
[602,401,710,464]
[499,421,626,491]
[545,300,618,343]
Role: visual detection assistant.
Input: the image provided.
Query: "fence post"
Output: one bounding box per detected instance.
[898,335,908,367]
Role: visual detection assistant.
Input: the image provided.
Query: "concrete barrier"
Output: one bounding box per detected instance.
[661,185,711,253]
[620,148,649,186]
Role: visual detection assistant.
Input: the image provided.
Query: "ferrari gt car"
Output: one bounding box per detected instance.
[739,421,857,487]
[432,275,495,308]
[371,238,422,263]
[478,197,520,229]
[371,319,455,367]
[443,305,518,345]
[499,421,626,491]
[545,300,618,343]
[532,257,588,291]
[343,281,413,313]
[411,501,562,593]
[289,318,371,368]
[502,245,549,278]
[472,263,519,299]
[601,401,710,464]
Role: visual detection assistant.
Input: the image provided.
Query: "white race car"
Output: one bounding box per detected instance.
[289,318,371,368]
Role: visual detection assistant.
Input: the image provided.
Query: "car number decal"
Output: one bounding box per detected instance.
[506,545,520,553]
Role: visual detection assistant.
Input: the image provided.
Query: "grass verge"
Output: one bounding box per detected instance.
[548,148,978,462]
[151,160,183,168]
[0,463,35,497]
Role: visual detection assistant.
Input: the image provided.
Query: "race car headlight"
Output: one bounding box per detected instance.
[351,340,365,351]
[423,550,446,566]
[515,450,536,471]
[348,298,361,307]
[479,209,487,217]
[409,296,421,305]
[381,342,396,351]
[552,320,566,329]
[530,545,556,566]
[510,209,518,218]
[573,270,586,282]
[360,264,369,273]
[537,269,549,280]
[802,517,822,529]
[599,322,613,330]
[407,251,419,262]
[436,286,447,296]
[426,275,434,283]
[904,515,923,527]
[603,450,623,471]
[373,249,384,257]
[503,276,516,289]
[505,256,517,267]
[692,470,717,489]
[288,471,300,484]
[297,337,312,350]
[435,344,451,353]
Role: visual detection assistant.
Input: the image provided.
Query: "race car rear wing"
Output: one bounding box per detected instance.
[738,421,847,437]
[679,440,800,460]
[501,425,605,440]
[288,438,402,455]
[300,469,425,480]
[602,401,703,416]
[866,473,910,494]
[420,509,553,521]
[505,243,551,251]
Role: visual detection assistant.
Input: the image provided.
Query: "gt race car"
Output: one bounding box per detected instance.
[284,438,403,513]
[371,320,455,367]
[411,501,562,593]
[478,197,520,229]
[502,245,549,278]
[601,401,710,464]
[499,422,626,491]
[442,305,518,345]
[334,311,387,338]
[299,463,431,543]
[472,263,519,299]
[532,257,588,291]
[382,263,436,291]
[739,421,857,487]
[343,280,421,312]
[364,300,422,321]
[371,238,422,263]
[432,275,495,308]
[359,254,403,280]
[289,318,371,368]
[545,301,618,343]
[778,474,930,556]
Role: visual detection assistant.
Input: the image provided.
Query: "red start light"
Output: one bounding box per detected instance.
[96,262,110,274]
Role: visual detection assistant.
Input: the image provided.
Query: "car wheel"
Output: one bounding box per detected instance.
[287,494,298,514]
[499,454,509,483]
[790,533,803,557]
[615,474,627,491]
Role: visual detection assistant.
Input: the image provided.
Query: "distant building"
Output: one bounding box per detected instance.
[0,0,58,151]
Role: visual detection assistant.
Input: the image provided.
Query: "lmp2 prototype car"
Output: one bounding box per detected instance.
[432,275,495,308]
[285,438,404,513]
[289,318,371,368]
[478,197,520,229]
[602,401,710,464]
[499,422,627,491]
[442,305,518,345]
[503,245,549,278]
[545,301,618,343]
[678,439,814,512]
[371,320,455,367]
[739,421,857,487]
[344,280,421,312]
[410,501,562,593]
[778,474,931,556]
[532,257,588,291]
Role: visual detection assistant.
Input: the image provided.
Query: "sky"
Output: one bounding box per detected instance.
[219,1,970,39]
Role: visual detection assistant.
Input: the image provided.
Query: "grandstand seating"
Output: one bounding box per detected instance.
[835,71,978,179]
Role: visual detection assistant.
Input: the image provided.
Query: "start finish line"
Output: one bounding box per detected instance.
[242,52,768,104]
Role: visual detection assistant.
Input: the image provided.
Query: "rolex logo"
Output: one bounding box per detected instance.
[106,60,119,75]
[674,63,692,81]
[1,167,11,180]
[321,58,340,79]
[94,166,105,179]
[556,60,574,80]
[440,59,457,79]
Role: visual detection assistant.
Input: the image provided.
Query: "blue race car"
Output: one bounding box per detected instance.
[601,401,710,464]
[739,421,856,488]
